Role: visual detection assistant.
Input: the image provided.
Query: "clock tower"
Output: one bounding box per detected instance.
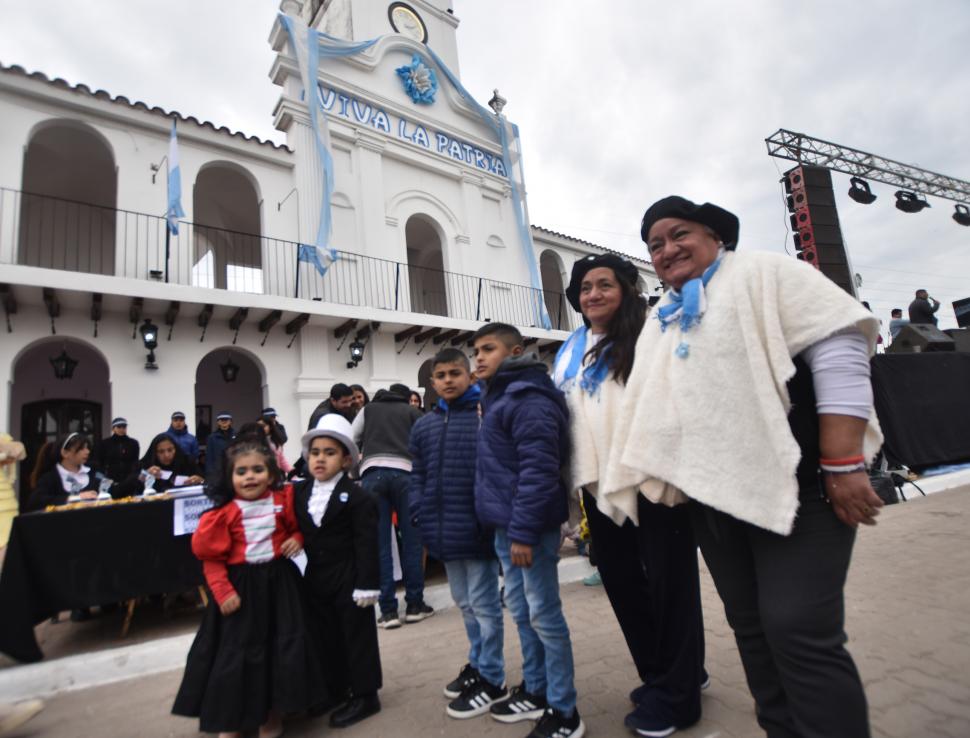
[303,0,462,75]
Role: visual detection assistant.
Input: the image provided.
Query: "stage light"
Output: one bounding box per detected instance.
[894,191,930,213]
[953,204,970,227]
[848,178,877,204]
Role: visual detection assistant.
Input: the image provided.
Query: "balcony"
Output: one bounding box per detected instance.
[0,187,572,330]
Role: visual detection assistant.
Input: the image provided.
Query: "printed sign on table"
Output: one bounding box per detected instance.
[173,495,215,536]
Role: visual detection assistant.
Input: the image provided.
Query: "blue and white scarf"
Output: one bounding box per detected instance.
[554,328,612,396]
[656,252,724,358]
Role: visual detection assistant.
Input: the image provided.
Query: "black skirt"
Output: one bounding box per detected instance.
[172,558,329,732]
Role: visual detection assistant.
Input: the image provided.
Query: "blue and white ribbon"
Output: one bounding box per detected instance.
[553,327,612,396]
[656,252,723,358]
[298,243,339,277]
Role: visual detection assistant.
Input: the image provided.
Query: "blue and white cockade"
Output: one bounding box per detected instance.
[396,54,438,104]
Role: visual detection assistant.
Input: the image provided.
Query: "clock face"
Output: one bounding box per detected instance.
[388,2,427,44]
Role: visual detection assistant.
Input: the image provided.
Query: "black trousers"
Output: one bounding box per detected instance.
[584,491,705,725]
[688,495,870,738]
[305,579,382,698]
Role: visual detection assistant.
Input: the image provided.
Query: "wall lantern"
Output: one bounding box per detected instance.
[953,204,970,227]
[220,354,240,383]
[348,339,366,368]
[140,318,159,370]
[50,347,79,380]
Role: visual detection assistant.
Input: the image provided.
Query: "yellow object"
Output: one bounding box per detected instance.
[0,433,26,546]
[577,494,591,542]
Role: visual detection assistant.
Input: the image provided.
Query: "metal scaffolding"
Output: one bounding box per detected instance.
[765,129,970,205]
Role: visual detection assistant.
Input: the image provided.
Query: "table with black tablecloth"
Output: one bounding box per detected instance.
[872,352,970,470]
[0,497,202,663]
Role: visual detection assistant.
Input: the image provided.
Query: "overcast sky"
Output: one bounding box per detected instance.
[2,0,968,330]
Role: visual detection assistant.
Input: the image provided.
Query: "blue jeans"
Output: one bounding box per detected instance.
[444,558,504,687]
[362,467,425,615]
[495,528,577,715]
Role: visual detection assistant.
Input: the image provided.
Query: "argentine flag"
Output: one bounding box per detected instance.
[166,120,185,235]
[298,243,339,277]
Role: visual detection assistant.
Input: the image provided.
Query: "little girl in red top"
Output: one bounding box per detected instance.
[172,437,328,738]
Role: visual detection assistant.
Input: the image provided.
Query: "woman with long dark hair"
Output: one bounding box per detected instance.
[350,385,370,418]
[553,253,706,737]
[24,433,99,512]
[112,433,204,497]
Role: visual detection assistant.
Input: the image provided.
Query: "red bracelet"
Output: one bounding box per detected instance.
[819,455,865,466]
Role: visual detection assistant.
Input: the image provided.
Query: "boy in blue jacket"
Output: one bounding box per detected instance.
[408,348,507,719]
[472,323,585,738]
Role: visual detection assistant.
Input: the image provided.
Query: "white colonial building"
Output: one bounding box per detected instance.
[0,0,656,510]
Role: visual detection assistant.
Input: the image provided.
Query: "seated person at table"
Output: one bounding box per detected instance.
[24,433,98,512]
[113,434,204,497]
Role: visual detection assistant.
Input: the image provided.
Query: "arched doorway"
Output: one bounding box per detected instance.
[11,338,110,505]
[192,163,262,292]
[540,250,568,330]
[405,215,448,317]
[18,121,117,275]
[194,348,264,460]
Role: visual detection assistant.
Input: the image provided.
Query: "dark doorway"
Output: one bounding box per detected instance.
[19,399,101,506]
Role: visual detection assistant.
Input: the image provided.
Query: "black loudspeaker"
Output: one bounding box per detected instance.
[944,328,970,353]
[783,165,854,295]
[886,324,956,353]
[953,296,970,328]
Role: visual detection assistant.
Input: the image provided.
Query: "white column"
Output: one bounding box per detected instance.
[294,326,335,429]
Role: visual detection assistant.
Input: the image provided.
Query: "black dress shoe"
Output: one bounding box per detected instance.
[329,694,381,728]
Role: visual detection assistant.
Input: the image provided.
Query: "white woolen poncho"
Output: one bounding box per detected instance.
[592,250,883,535]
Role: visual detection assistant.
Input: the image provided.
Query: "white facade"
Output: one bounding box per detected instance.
[0,0,656,505]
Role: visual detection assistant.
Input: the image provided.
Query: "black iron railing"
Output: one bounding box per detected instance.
[0,187,573,330]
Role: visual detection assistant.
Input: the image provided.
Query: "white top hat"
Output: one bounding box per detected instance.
[300,413,360,466]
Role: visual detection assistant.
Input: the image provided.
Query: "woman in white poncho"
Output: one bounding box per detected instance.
[553,253,705,738]
[603,195,884,738]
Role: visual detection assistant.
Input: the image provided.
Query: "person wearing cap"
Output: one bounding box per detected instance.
[601,196,883,738]
[553,252,706,737]
[204,413,235,478]
[308,385,356,430]
[261,407,288,446]
[92,418,140,485]
[351,383,431,628]
[294,414,382,729]
[165,412,200,463]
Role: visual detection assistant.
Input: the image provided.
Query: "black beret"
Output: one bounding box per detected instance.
[639,195,740,250]
[565,253,640,312]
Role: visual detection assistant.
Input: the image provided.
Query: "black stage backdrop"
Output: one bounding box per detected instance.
[872,353,970,471]
[0,498,202,663]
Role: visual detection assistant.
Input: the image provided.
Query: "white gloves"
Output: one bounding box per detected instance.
[352,589,379,608]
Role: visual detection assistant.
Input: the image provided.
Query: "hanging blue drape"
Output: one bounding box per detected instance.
[279,14,552,329]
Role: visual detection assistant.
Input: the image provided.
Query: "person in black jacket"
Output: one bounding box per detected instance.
[351,383,430,628]
[113,433,204,497]
[294,414,382,730]
[204,412,235,478]
[24,432,99,512]
[92,417,140,483]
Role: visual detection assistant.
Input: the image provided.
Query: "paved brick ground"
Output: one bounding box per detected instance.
[12,487,970,737]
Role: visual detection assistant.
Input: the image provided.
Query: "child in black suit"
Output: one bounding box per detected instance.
[295,413,382,729]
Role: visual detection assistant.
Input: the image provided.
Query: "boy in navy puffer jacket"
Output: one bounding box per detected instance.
[408,348,507,720]
[472,324,585,738]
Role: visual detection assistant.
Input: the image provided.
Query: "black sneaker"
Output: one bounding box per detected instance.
[446,678,509,719]
[444,663,480,699]
[377,612,401,629]
[526,707,586,738]
[404,601,434,623]
[630,669,711,704]
[489,682,548,723]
